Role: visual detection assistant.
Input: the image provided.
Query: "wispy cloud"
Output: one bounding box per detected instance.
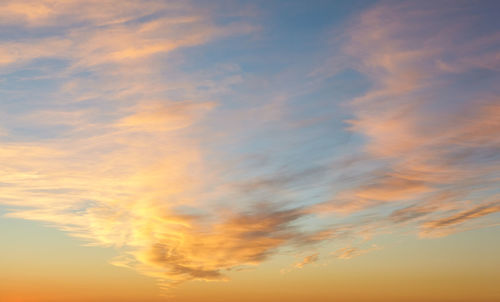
[294,253,319,268]
[419,200,500,238]
[316,1,500,236]
[0,0,263,289]
[332,244,380,260]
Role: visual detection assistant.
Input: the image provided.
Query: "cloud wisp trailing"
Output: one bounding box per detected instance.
[332,244,380,260]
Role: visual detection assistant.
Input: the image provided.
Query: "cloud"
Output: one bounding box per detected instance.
[0,0,255,73]
[1,0,499,294]
[424,203,500,228]
[419,201,500,237]
[317,2,500,232]
[332,244,380,260]
[129,205,312,283]
[294,253,319,268]
[0,0,171,27]
[117,101,216,132]
[0,0,264,290]
[281,252,321,274]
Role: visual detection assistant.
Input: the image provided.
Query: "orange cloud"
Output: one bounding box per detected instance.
[332,244,379,260]
[419,201,500,238]
[0,0,166,27]
[0,0,260,291]
[317,2,500,228]
[294,253,319,268]
[117,101,216,132]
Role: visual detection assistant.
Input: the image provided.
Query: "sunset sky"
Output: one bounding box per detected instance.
[1,1,499,301]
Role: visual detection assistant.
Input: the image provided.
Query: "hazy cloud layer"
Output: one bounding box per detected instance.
[1,0,499,291]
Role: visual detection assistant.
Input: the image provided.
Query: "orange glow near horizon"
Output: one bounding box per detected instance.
[1,1,499,301]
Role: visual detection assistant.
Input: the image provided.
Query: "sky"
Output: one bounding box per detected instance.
[0,0,499,301]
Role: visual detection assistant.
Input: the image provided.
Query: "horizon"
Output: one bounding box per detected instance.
[1,1,499,301]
